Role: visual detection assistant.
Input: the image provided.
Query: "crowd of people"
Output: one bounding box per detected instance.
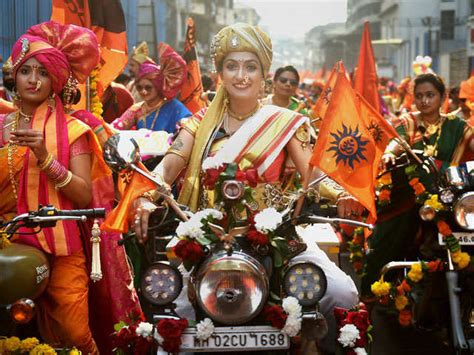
[0,18,473,354]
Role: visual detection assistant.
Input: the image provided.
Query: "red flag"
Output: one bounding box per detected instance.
[355,93,399,179]
[312,61,345,120]
[354,22,380,113]
[310,69,377,219]
[51,0,128,92]
[179,18,206,114]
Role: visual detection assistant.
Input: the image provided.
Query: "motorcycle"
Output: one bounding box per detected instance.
[378,154,474,354]
[103,133,372,353]
[0,206,105,338]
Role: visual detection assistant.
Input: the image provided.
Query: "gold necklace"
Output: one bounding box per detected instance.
[7,112,20,199]
[18,110,33,123]
[227,102,261,121]
[419,116,445,157]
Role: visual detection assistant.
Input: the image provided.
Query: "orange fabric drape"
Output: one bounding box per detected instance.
[179,18,207,114]
[353,21,380,113]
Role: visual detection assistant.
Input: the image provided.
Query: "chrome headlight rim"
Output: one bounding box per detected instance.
[283,260,327,307]
[195,251,269,325]
[140,261,183,306]
[454,191,474,231]
[221,180,245,200]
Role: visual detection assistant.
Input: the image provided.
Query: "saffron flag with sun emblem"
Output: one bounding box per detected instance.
[356,93,399,179]
[179,18,207,114]
[311,61,345,121]
[310,69,377,218]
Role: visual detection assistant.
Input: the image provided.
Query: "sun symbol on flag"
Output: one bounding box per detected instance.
[367,121,383,143]
[328,124,368,169]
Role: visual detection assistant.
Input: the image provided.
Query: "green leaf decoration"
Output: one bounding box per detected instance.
[273,249,283,268]
[196,235,212,245]
[114,320,127,331]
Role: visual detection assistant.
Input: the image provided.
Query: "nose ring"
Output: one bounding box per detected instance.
[242,75,250,85]
[35,80,42,92]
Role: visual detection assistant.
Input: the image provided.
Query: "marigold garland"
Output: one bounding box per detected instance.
[0,336,80,354]
[348,227,366,275]
[89,66,103,119]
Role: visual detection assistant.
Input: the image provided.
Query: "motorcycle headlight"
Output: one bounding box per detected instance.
[196,251,268,325]
[454,192,474,230]
[283,262,327,307]
[140,262,182,306]
[419,205,436,221]
[221,180,245,200]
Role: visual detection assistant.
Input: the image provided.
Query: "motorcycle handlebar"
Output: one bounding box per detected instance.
[54,208,106,219]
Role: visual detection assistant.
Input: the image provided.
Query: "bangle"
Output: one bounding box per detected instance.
[44,159,68,183]
[165,148,188,163]
[141,189,159,202]
[55,170,73,189]
[38,152,54,170]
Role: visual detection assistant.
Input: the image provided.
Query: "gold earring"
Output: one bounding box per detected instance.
[47,93,56,110]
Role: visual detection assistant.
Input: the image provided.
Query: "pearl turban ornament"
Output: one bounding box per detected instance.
[11,21,99,94]
[210,22,272,75]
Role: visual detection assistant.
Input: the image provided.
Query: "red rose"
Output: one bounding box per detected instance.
[112,326,135,350]
[263,305,288,329]
[162,337,183,353]
[245,169,259,187]
[247,229,269,246]
[174,239,205,263]
[157,318,189,338]
[133,336,152,355]
[235,170,246,182]
[333,307,347,326]
[203,168,221,189]
[157,318,189,353]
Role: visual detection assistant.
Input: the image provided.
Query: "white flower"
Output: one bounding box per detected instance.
[195,209,224,221]
[136,322,154,338]
[282,296,302,318]
[354,347,367,355]
[338,324,360,348]
[202,156,225,170]
[281,316,301,337]
[153,329,164,344]
[196,318,215,340]
[254,207,283,232]
[176,217,204,239]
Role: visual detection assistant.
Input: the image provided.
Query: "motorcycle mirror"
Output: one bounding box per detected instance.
[103,134,141,172]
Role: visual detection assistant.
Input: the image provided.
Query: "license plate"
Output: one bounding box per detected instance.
[180,325,290,352]
[439,232,474,246]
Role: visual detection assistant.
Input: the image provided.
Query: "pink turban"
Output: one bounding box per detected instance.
[11,21,99,94]
[137,42,187,100]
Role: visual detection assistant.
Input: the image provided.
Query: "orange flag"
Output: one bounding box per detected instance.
[310,69,377,219]
[51,0,128,93]
[312,61,345,120]
[179,18,206,114]
[354,22,380,114]
[356,93,399,179]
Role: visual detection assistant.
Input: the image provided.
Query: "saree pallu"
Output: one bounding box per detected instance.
[0,109,141,353]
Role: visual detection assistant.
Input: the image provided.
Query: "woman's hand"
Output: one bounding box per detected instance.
[380,152,396,171]
[11,129,48,163]
[336,194,365,219]
[131,197,157,244]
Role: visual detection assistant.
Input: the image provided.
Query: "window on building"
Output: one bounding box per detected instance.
[440,10,455,40]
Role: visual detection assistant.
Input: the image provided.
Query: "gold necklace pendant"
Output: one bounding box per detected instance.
[7,113,20,199]
[18,110,32,123]
[424,145,436,157]
[426,123,439,135]
[227,102,261,121]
